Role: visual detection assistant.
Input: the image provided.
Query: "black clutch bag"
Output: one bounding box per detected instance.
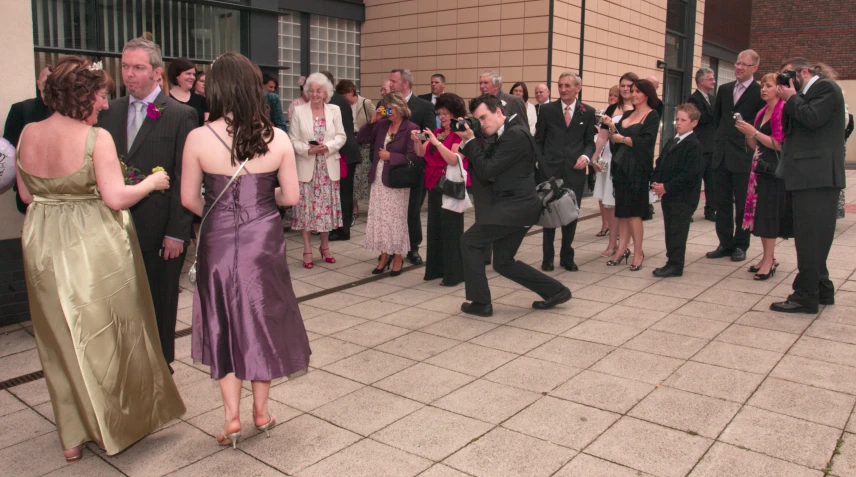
[434,160,467,200]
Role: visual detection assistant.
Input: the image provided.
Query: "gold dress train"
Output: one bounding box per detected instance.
[16,126,185,455]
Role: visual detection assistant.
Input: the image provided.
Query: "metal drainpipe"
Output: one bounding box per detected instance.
[578,0,586,100]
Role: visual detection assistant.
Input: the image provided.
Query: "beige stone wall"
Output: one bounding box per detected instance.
[0,0,35,240]
[361,0,550,102]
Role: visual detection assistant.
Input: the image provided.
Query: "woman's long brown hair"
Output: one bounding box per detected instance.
[206,53,274,164]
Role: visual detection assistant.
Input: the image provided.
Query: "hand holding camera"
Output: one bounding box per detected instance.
[372,106,388,123]
[452,117,479,141]
[734,119,756,138]
[776,72,799,102]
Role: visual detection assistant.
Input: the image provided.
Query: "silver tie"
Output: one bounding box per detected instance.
[128,101,146,148]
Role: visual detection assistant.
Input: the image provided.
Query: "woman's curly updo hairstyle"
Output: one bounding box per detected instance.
[42,55,115,120]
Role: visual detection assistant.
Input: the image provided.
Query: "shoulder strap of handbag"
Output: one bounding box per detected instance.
[199,124,249,246]
[362,98,371,123]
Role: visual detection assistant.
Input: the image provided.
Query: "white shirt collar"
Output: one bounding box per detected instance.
[131,85,161,104]
[404,92,413,102]
[801,75,820,94]
[497,114,518,138]
[561,99,577,111]
[676,131,694,142]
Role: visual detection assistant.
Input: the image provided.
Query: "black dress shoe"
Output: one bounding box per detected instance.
[328,231,349,241]
[541,262,554,271]
[704,212,716,222]
[407,251,423,265]
[820,296,835,305]
[532,287,572,310]
[653,266,683,278]
[689,217,695,223]
[730,249,746,262]
[706,246,733,259]
[560,261,579,272]
[770,300,818,314]
[461,302,493,317]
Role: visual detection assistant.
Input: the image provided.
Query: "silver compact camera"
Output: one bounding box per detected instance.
[415,132,428,141]
[594,110,606,120]
[733,112,743,122]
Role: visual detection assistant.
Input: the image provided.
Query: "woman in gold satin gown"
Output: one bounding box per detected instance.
[14,56,185,461]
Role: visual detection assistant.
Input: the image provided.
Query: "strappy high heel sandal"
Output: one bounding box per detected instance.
[302,252,314,269]
[320,246,336,264]
[600,248,617,258]
[606,249,631,266]
[630,253,645,271]
[749,260,778,273]
[255,416,277,438]
[596,228,610,237]
[753,263,778,281]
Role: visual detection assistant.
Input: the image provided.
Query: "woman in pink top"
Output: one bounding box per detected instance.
[411,93,470,286]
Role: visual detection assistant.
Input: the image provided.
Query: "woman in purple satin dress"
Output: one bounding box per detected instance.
[181,53,311,450]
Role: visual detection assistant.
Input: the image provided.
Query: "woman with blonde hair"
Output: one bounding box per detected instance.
[288,72,347,268]
[357,92,419,276]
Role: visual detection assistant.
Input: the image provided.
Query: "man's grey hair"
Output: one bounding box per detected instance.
[695,67,714,85]
[558,71,582,86]
[480,70,502,87]
[123,37,164,69]
[391,68,413,89]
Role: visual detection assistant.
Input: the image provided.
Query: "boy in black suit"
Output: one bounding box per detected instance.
[651,104,703,277]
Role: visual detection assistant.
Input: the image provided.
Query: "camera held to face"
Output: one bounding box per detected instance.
[451,117,480,134]
[776,70,801,90]
[378,106,391,117]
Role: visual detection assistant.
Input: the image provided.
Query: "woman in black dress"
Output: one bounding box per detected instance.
[735,73,791,280]
[167,57,207,126]
[600,79,660,271]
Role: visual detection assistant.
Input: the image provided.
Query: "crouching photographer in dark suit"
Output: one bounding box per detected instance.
[454,95,571,318]
[770,58,847,314]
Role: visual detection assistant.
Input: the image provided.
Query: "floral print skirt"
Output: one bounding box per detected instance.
[291,155,343,232]
[364,162,411,254]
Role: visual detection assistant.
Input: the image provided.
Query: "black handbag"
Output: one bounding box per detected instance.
[388,155,421,188]
[434,158,466,200]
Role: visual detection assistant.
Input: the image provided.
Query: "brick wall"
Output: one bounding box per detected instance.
[750,0,856,80]
[0,238,28,327]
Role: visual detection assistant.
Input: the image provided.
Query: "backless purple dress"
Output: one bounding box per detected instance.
[191,171,311,380]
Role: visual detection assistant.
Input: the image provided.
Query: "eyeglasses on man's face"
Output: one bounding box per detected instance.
[735,62,756,68]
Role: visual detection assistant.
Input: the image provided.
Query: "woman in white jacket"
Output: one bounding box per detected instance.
[510,82,538,135]
[288,73,347,268]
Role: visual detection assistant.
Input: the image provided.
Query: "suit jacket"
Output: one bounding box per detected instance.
[712,80,763,172]
[407,94,436,134]
[4,95,51,213]
[97,90,197,251]
[686,90,715,154]
[461,115,542,226]
[356,118,419,187]
[651,133,703,205]
[496,91,528,125]
[534,101,550,117]
[534,100,597,187]
[780,78,847,191]
[329,93,360,164]
[418,93,434,103]
[288,103,347,182]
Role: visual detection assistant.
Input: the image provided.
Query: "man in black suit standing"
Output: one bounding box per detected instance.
[97,38,197,371]
[322,71,361,242]
[455,95,570,317]
[770,58,847,314]
[534,72,596,272]
[418,73,446,129]
[4,65,53,214]
[706,49,764,263]
[651,104,703,277]
[686,67,717,221]
[533,83,550,116]
[390,68,435,264]
[478,70,528,123]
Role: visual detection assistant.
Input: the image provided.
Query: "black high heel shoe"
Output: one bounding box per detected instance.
[753,263,778,281]
[749,260,778,273]
[372,255,391,275]
[606,249,631,266]
[390,255,403,277]
[630,253,645,271]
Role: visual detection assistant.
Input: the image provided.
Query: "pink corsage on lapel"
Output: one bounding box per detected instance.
[579,104,586,113]
[146,103,166,120]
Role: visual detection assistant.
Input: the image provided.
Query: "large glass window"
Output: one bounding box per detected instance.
[310,15,360,91]
[278,11,302,115]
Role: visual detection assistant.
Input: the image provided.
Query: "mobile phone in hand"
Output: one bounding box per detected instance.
[308,140,320,145]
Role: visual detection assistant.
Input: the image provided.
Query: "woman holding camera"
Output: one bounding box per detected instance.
[411,93,469,286]
[357,92,419,276]
[601,79,660,271]
[592,73,638,256]
[735,73,791,280]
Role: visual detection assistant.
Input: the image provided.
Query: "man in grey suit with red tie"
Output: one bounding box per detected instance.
[98,38,197,371]
[534,72,596,272]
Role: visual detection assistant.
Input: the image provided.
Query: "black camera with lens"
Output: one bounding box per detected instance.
[451,117,480,134]
[776,70,800,89]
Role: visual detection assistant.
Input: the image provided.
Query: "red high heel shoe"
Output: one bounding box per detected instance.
[320,247,336,264]
[302,252,314,269]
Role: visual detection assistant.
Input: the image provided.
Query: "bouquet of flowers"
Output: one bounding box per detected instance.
[120,158,167,193]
